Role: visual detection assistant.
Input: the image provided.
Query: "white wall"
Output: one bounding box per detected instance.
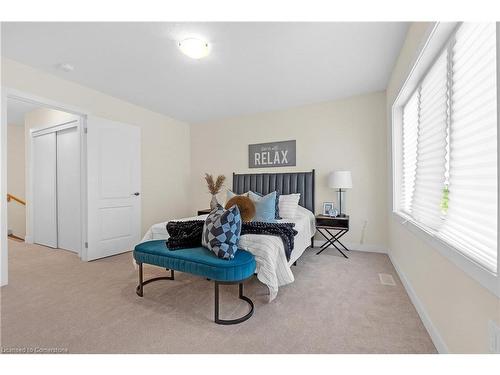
[386,22,500,353]
[2,58,192,237]
[6,123,25,238]
[191,91,388,251]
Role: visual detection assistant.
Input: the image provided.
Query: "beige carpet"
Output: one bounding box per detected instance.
[1,240,436,353]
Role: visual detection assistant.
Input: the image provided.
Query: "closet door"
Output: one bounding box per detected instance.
[57,126,81,253]
[33,132,57,248]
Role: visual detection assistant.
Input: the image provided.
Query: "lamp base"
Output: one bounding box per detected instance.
[337,189,346,217]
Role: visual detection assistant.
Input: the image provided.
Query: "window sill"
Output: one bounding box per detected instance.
[391,211,499,298]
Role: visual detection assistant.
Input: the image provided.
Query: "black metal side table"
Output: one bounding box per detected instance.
[314,214,350,258]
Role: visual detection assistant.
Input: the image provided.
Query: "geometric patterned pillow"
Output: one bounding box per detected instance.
[202,204,242,260]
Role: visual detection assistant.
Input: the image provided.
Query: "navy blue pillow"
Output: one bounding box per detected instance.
[202,204,242,260]
[251,190,281,219]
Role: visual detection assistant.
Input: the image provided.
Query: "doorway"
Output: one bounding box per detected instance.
[2,90,142,286]
[7,97,84,255]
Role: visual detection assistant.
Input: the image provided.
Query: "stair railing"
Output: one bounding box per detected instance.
[6,193,26,206]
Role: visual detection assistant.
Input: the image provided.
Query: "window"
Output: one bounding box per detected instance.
[395,23,498,273]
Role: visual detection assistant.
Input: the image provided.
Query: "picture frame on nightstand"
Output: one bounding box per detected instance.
[323,202,333,215]
[322,202,337,217]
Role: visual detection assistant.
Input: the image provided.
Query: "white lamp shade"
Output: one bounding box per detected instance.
[328,171,352,189]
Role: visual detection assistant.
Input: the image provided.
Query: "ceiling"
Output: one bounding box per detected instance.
[2,22,409,123]
[7,98,41,126]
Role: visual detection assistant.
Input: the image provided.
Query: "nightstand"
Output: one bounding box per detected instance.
[314,214,350,258]
[197,208,212,216]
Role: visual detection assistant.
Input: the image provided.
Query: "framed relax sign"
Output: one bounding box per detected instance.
[248,140,296,168]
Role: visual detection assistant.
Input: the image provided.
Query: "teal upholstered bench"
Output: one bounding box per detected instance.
[133,240,256,325]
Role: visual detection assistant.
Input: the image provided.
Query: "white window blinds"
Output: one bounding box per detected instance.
[438,23,498,272]
[397,22,498,272]
[412,51,449,230]
[401,90,419,214]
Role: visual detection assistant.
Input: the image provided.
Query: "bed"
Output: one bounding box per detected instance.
[141,170,316,302]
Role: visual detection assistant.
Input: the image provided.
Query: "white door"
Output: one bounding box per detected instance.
[86,116,141,261]
[33,132,58,248]
[57,125,81,253]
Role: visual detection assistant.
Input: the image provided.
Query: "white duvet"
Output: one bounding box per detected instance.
[139,205,316,302]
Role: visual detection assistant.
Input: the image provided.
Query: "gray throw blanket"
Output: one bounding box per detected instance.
[166,220,297,261]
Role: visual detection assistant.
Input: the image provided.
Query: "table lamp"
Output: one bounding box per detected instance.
[328,171,352,217]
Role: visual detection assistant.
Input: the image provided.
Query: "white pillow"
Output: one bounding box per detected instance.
[278,193,301,218]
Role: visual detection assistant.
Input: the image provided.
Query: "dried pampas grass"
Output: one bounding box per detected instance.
[204,173,226,195]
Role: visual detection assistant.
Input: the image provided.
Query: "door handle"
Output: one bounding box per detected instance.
[132,192,140,196]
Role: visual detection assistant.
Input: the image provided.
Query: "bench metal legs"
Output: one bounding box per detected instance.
[214,280,254,325]
[135,263,174,297]
[135,263,254,325]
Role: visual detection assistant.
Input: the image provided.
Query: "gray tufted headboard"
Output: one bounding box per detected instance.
[232,170,315,213]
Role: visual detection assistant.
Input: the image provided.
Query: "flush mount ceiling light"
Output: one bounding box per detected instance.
[178,38,210,59]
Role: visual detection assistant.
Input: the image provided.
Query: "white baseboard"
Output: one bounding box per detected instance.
[388,251,449,354]
[313,240,388,254]
[24,235,33,244]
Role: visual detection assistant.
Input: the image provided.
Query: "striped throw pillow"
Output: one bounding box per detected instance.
[278,194,301,219]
